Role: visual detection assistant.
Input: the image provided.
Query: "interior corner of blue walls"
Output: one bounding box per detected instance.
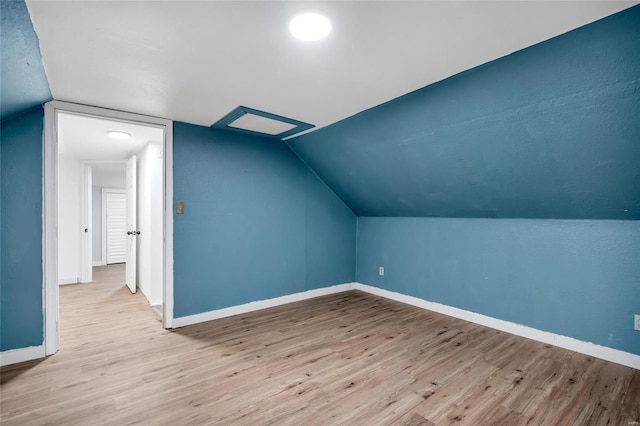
[304,167,357,290]
[1,0,53,121]
[0,107,44,351]
[172,123,355,318]
[287,5,640,220]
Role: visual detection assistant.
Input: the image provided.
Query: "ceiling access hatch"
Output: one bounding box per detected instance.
[212,106,314,140]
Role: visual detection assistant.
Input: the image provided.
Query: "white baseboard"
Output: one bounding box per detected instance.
[92,261,105,266]
[58,277,78,285]
[0,345,46,367]
[149,299,163,308]
[150,304,163,321]
[353,283,640,370]
[172,283,354,328]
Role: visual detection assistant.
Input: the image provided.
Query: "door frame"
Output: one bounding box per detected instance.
[43,100,175,356]
[79,162,93,283]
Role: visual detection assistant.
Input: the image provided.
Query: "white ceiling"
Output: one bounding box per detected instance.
[58,112,164,161]
[28,1,637,135]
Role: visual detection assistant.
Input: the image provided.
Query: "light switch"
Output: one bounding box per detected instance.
[176,202,184,214]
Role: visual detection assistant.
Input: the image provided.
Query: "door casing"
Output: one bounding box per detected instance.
[43,100,174,356]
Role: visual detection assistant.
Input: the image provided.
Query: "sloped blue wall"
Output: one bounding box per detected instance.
[0,107,44,351]
[288,6,640,357]
[1,0,52,120]
[173,123,355,317]
[357,217,640,355]
[288,6,640,220]
[0,0,50,353]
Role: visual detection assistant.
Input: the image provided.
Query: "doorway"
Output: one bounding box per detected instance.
[44,101,174,356]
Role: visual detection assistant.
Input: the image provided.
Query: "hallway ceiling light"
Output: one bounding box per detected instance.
[107,131,131,140]
[289,12,331,41]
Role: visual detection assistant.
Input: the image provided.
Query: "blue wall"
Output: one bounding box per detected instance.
[0,0,52,120]
[173,123,356,317]
[288,6,640,220]
[286,7,640,357]
[357,217,640,355]
[0,107,44,351]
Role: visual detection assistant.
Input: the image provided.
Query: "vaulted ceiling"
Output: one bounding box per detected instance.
[288,5,640,219]
[3,1,639,220]
[25,1,636,131]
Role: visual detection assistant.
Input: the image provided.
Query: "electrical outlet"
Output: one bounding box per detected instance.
[379,266,384,276]
[635,314,640,331]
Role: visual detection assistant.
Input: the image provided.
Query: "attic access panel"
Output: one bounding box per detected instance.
[212,106,314,140]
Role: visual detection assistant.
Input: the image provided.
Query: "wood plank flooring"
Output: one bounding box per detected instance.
[1,264,639,425]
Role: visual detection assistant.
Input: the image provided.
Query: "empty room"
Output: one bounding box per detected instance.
[1,1,639,425]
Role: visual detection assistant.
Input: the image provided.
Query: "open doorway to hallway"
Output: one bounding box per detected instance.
[56,111,165,327]
[43,100,174,356]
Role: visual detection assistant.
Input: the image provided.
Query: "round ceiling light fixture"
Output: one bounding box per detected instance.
[107,131,131,140]
[289,12,331,41]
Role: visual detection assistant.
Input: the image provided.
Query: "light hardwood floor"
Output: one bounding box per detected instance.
[1,264,639,425]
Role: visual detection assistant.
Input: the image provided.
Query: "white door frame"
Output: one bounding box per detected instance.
[101,187,126,266]
[43,100,174,356]
[76,160,127,268]
[79,163,93,283]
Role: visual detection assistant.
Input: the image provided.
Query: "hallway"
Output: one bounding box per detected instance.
[59,264,159,350]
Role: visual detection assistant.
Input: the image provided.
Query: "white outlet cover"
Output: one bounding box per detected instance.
[635,314,640,331]
[379,267,384,276]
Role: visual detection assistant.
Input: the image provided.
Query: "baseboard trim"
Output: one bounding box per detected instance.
[92,261,105,266]
[353,283,640,370]
[0,345,46,367]
[169,281,639,370]
[150,304,163,322]
[58,277,78,285]
[172,283,354,328]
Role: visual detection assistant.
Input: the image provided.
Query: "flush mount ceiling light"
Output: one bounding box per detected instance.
[107,131,131,140]
[289,12,331,41]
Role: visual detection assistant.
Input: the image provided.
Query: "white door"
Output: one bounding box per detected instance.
[105,191,127,264]
[126,155,137,293]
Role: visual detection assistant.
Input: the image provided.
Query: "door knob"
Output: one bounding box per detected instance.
[127,231,141,235]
